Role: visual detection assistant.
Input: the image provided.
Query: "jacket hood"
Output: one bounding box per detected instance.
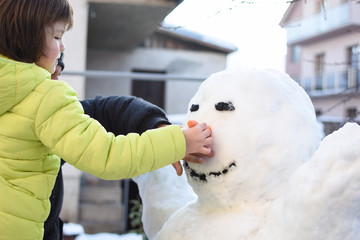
[0,54,50,115]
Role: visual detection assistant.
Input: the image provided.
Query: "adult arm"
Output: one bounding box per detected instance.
[80,95,170,135]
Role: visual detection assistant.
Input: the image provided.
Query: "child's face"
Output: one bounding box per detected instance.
[35,21,67,74]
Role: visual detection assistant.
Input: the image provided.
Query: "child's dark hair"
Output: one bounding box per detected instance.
[0,0,73,63]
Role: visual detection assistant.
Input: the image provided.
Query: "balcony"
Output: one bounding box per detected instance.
[300,67,360,97]
[285,2,360,45]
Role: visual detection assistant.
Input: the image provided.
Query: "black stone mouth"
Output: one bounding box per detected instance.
[183,161,236,182]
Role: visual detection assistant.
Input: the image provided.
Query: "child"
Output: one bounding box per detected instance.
[45,53,192,240]
[0,0,213,239]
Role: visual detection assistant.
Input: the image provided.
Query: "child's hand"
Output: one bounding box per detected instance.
[182,120,214,162]
[169,120,214,176]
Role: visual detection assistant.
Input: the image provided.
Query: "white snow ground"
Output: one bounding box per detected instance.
[63,222,142,240]
[76,233,142,240]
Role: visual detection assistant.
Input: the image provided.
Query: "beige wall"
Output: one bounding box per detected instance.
[301,32,360,86]
[313,96,360,120]
[302,0,347,17]
[61,0,88,100]
[86,48,227,114]
[302,31,359,69]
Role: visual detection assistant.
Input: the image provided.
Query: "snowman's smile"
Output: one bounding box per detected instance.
[183,161,236,182]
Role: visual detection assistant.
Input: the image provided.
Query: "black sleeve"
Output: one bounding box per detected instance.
[80,95,171,135]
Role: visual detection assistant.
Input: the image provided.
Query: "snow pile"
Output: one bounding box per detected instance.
[64,222,84,236]
[134,68,360,240]
[63,223,142,240]
[76,232,142,240]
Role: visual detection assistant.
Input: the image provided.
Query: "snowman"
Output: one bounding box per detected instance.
[134,68,360,240]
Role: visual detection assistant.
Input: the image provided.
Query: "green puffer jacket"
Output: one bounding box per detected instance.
[0,55,186,239]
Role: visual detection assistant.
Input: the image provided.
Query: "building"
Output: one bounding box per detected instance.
[85,21,236,114]
[61,0,184,101]
[59,0,237,234]
[280,0,360,135]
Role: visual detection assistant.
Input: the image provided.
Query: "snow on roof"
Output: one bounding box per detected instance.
[158,21,238,53]
[279,1,297,27]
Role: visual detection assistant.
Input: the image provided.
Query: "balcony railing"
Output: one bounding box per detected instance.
[300,67,360,96]
[285,2,351,44]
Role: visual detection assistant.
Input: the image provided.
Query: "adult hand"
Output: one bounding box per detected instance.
[51,65,62,80]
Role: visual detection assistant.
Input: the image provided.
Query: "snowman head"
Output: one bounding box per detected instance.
[183,69,321,206]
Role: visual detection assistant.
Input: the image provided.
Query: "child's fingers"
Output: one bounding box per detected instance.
[204,137,213,146]
[206,126,212,136]
[187,121,212,138]
[171,161,183,176]
[200,147,211,155]
[185,150,214,164]
[184,146,215,164]
[203,128,212,138]
[208,150,215,158]
[200,149,215,158]
[184,154,205,164]
[196,122,207,131]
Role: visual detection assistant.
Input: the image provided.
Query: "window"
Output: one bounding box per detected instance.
[315,53,325,73]
[346,45,360,88]
[347,45,360,68]
[326,72,335,90]
[315,53,325,90]
[339,71,348,89]
[303,77,312,92]
[346,108,358,122]
[315,109,322,117]
[315,0,323,13]
[131,69,166,109]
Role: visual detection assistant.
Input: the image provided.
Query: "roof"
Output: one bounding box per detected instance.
[87,0,181,50]
[279,0,304,27]
[157,21,238,54]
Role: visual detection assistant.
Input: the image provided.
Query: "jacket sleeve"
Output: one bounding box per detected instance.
[35,82,186,180]
[80,95,170,135]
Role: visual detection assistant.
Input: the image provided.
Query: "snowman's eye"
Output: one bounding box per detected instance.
[215,102,235,111]
[190,104,199,112]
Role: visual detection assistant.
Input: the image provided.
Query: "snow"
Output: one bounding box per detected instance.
[63,222,84,236]
[76,233,142,240]
[63,223,142,240]
[134,68,360,240]
[167,113,186,125]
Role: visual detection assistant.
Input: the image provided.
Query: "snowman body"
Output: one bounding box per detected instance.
[135,69,360,240]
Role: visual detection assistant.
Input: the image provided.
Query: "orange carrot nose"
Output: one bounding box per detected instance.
[188,120,212,135]
[187,120,198,128]
[206,125,212,135]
